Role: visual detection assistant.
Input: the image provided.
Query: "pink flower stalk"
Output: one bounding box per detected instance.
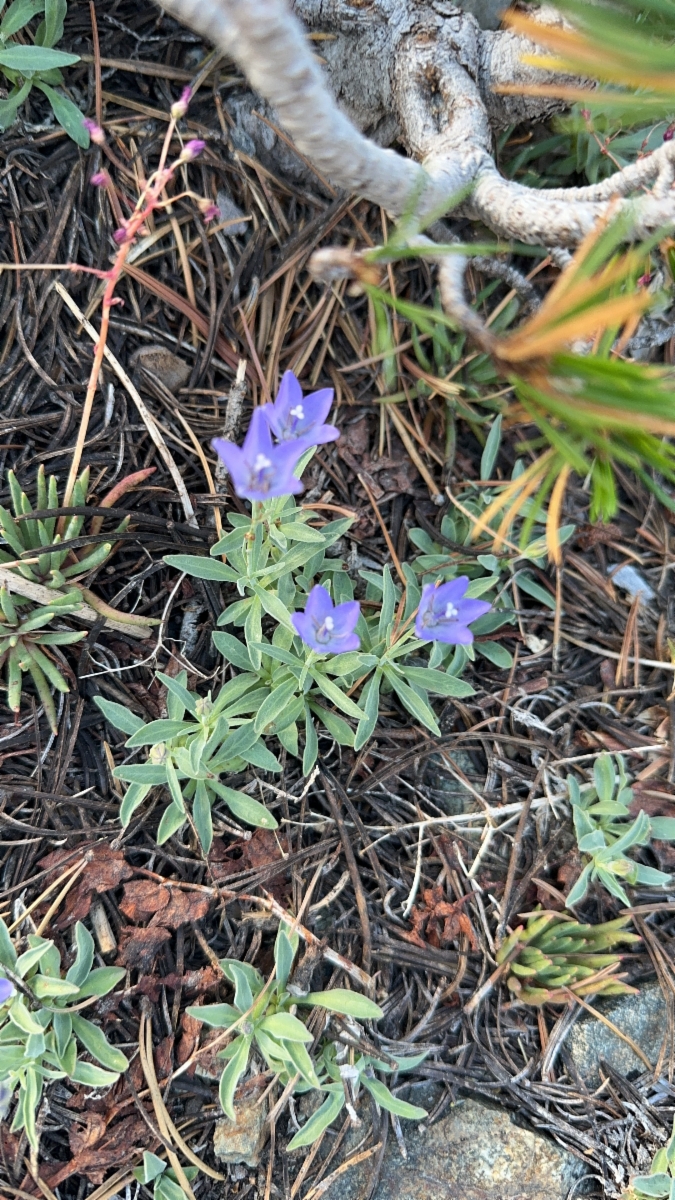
[171,86,192,120]
[83,118,105,145]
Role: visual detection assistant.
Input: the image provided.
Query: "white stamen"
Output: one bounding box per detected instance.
[254,454,272,472]
[290,404,305,421]
[324,616,334,631]
[445,602,458,620]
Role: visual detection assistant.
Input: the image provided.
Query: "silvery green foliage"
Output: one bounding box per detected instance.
[0,919,127,1149]
[99,490,480,848]
[0,0,87,144]
[567,752,675,907]
[95,671,279,853]
[628,1115,675,1199]
[185,923,427,1147]
[134,1153,197,1200]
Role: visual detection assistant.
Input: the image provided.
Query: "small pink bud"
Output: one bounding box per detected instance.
[580,108,591,121]
[112,227,128,244]
[638,272,653,287]
[83,117,105,145]
[179,138,206,163]
[198,197,220,221]
[90,170,110,188]
[665,126,675,141]
[171,85,192,120]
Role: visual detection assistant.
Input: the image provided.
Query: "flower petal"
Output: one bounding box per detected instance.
[300,388,334,429]
[331,599,360,636]
[304,584,333,625]
[456,599,492,625]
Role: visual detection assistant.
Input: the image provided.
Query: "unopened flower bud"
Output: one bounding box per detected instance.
[149,742,168,764]
[198,197,220,222]
[90,170,110,188]
[665,125,675,142]
[580,108,591,121]
[171,86,192,120]
[179,138,206,163]
[112,226,128,244]
[83,117,105,145]
[638,272,653,287]
[195,696,213,719]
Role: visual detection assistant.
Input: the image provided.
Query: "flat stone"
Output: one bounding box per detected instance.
[213,1079,268,1167]
[320,1097,583,1200]
[132,345,191,393]
[566,981,666,1085]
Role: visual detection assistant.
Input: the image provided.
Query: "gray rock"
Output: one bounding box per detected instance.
[566,981,666,1085]
[213,1084,268,1167]
[426,750,480,816]
[319,1097,583,1200]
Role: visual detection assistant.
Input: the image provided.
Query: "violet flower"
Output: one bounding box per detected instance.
[213,407,306,501]
[0,976,14,1005]
[262,371,338,446]
[415,577,491,645]
[292,585,360,653]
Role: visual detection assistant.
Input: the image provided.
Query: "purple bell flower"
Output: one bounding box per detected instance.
[415,577,491,645]
[0,976,14,1005]
[213,407,306,501]
[262,371,338,446]
[292,585,360,654]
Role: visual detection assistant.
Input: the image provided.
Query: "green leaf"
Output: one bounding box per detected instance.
[163,554,238,581]
[254,678,299,734]
[157,801,187,843]
[71,1014,128,1072]
[632,1177,672,1198]
[309,703,355,747]
[240,740,283,772]
[274,926,295,991]
[310,670,364,719]
[69,1061,120,1088]
[278,522,325,544]
[120,782,151,826]
[227,962,254,1013]
[287,1089,344,1151]
[34,83,88,145]
[361,1077,427,1120]
[594,752,617,805]
[75,966,125,998]
[94,696,145,735]
[209,782,278,829]
[480,413,502,480]
[1,0,44,38]
[212,631,253,671]
[0,917,17,968]
[301,990,383,1019]
[0,44,79,70]
[399,665,474,698]
[282,1038,321,1087]
[125,719,195,748]
[136,1152,166,1185]
[114,764,168,784]
[31,975,79,999]
[156,671,198,718]
[259,1013,311,1043]
[16,940,52,977]
[38,0,65,42]
[513,571,556,609]
[476,640,513,668]
[186,1002,239,1028]
[218,1035,251,1121]
[378,566,397,641]
[244,598,263,670]
[354,672,380,751]
[649,817,675,841]
[303,707,318,775]
[193,779,213,853]
[386,673,440,736]
[251,583,294,629]
[0,79,32,129]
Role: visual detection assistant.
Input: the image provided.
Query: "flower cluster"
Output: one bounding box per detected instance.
[213,372,490,651]
[212,371,338,502]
